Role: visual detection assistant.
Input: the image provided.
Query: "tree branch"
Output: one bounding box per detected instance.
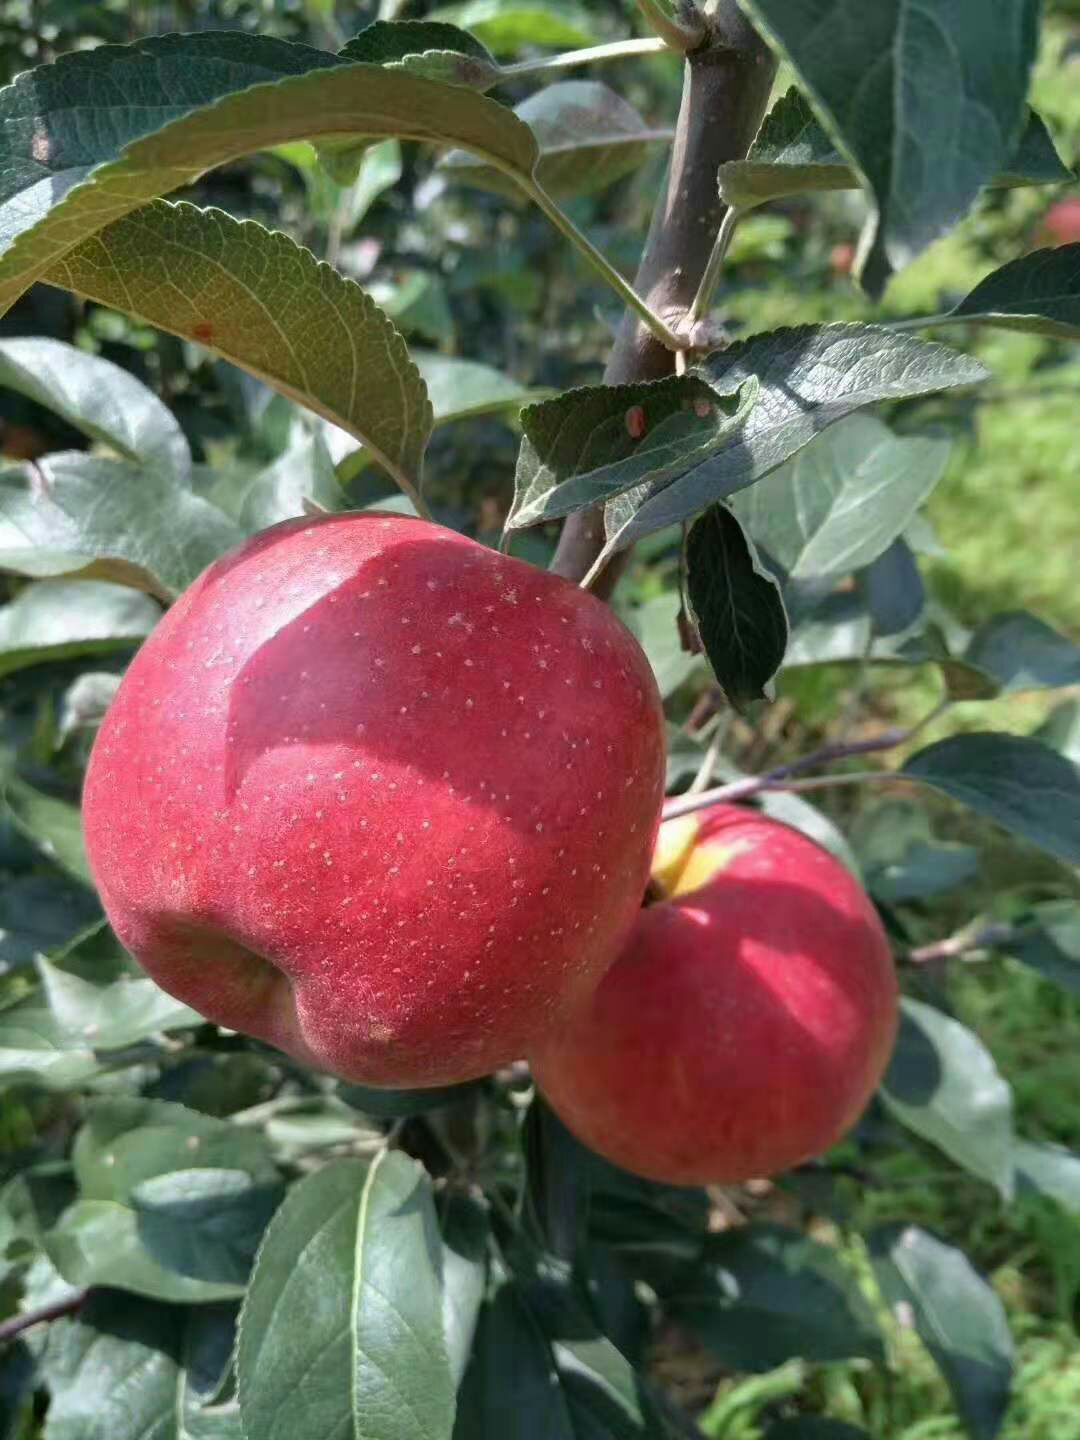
[0,1290,88,1345]
[550,1,777,595]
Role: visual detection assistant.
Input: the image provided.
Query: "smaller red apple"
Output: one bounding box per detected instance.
[1041,197,1080,247]
[830,242,856,278]
[530,804,898,1186]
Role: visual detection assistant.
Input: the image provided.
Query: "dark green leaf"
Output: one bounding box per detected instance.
[881,999,1015,1198]
[738,3,1039,294]
[338,1080,484,1118]
[131,1168,283,1287]
[522,1097,590,1262]
[0,38,539,318]
[869,1224,1013,1440]
[508,373,757,532]
[998,901,1080,996]
[1015,1139,1080,1212]
[1034,699,1080,765]
[0,337,190,483]
[237,1154,454,1440]
[949,245,1080,339]
[0,454,243,602]
[663,1224,883,1371]
[768,1423,870,1440]
[441,81,669,199]
[860,539,926,637]
[602,326,987,558]
[685,504,789,706]
[965,611,1080,692]
[0,579,159,679]
[0,874,102,972]
[850,801,979,904]
[719,90,1068,211]
[731,414,951,581]
[49,204,432,500]
[903,733,1080,866]
[340,18,497,84]
[0,1341,34,1440]
[441,1194,490,1389]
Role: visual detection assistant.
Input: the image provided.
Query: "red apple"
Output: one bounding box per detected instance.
[830,241,856,278]
[83,513,665,1088]
[1040,197,1080,246]
[530,804,898,1185]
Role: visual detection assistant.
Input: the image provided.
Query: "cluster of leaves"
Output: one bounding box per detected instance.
[0,2,1078,1438]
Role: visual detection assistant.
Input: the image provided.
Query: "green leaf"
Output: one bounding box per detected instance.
[850,800,979,904]
[48,204,433,498]
[237,1153,455,1440]
[47,1099,280,1303]
[737,3,1039,295]
[860,539,926,637]
[427,1,595,55]
[0,453,243,601]
[0,579,159,679]
[903,733,1080,866]
[508,372,758,531]
[441,81,669,199]
[600,325,987,559]
[719,91,1069,211]
[369,269,456,348]
[0,875,102,972]
[1034,699,1080,766]
[5,778,90,884]
[881,999,1015,1199]
[0,337,190,484]
[663,1224,883,1371]
[0,999,102,1090]
[1015,1139,1080,1213]
[237,429,342,533]
[131,1168,283,1288]
[731,414,952,581]
[998,901,1080,997]
[964,611,1080,693]
[40,1291,243,1440]
[35,953,201,1048]
[685,503,789,706]
[626,590,705,700]
[338,1080,484,1118]
[340,18,498,87]
[946,245,1080,340]
[0,37,538,318]
[441,1194,490,1389]
[869,1224,1013,1440]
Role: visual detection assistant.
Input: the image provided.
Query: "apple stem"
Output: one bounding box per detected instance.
[499,36,669,79]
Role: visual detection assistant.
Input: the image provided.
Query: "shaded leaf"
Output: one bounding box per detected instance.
[36,953,201,1048]
[440,1194,490,1389]
[738,3,1039,294]
[508,372,757,532]
[768,1423,870,1440]
[6,778,90,884]
[49,204,432,499]
[0,453,243,601]
[1015,1139,1080,1213]
[340,18,498,88]
[237,1153,454,1440]
[0,579,159,679]
[948,245,1080,340]
[720,90,1069,211]
[627,590,705,700]
[731,414,951,581]
[131,1168,283,1288]
[1033,699,1080,766]
[664,1225,883,1371]
[903,733,1080,866]
[0,999,102,1090]
[0,337,190,483]
[685,504,788,705]
[602,326,987,559]
[965,610,1080,693]
[870,1224,1013,1440]
[0,36,538,317]
[338,1079,484,1118]
[850,800,979,904]
[860,539,926,637]
[881,999,1015,1198]
[999,901,1080,996]
[442,81,669,199]
[0,874,102,972]
[237,430,342,532]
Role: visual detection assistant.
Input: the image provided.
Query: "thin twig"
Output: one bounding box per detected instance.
[0,1291,88,1345]
[500,36,668,77]
[888,312,962,332]
[687,205,741,331]
[909,921,1019,966]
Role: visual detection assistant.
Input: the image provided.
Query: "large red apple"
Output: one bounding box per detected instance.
[83,513,665,1087]
[530,804,898,1185]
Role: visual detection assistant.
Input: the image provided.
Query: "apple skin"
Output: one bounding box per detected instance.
[1041,197,1080,246]
[83,513,666,1087]
[830,241,856,278]
[530,804,898,1185]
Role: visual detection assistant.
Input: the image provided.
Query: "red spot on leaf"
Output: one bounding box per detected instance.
[193,322,215,344]
[625,406,647,440]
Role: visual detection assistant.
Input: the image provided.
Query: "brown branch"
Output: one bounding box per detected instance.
[550,0,777,595]
[0,1289,88,1345]
[909,922,1019,966]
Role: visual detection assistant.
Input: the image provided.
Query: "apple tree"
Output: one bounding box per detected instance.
[0,2,1078,1437]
